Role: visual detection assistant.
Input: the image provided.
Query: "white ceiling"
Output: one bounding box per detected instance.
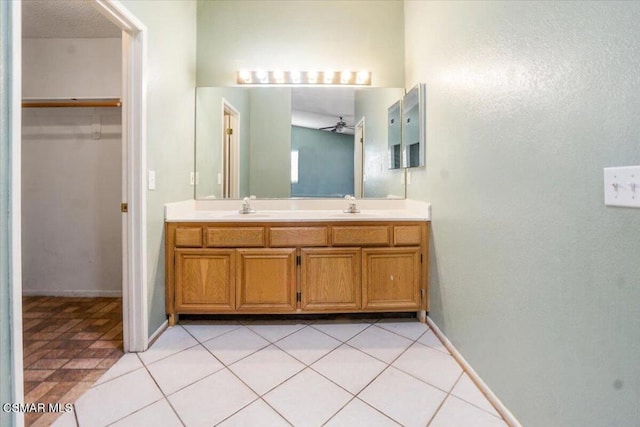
[22,0,121,38]
[291,87,355,134]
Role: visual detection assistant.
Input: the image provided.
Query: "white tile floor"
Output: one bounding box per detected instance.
[52,317,509,427]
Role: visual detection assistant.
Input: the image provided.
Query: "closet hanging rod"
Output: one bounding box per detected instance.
[22,98,122,108]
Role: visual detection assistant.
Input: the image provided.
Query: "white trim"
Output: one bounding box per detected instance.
[92,0,146,33]
[22,290,123,297]
[354,117,365,198]
[90,0,148,352]
[9,1,24,425]
[426,317,522,427]
[148,320,169,348]
[221,98,240,199]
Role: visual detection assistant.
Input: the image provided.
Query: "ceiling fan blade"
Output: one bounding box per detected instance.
[319,126,336,130]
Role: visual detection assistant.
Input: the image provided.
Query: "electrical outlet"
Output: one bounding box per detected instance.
[190,172,195,186]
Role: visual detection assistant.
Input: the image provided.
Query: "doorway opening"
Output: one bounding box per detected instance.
[11,1,148,424]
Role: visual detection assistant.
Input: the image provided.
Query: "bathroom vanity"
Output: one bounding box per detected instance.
[164,200,430,325]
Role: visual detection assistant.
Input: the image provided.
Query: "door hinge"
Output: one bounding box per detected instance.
[296,255,301,266]
[420,254,423,263]
[296,292,301,302]
[121,203,128,213]
[420,289,425,301]
[226,128,233,135]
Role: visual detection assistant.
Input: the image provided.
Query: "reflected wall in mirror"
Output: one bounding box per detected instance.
[402,83,426,168]
[387,100,402,169]
[195,86,406,199]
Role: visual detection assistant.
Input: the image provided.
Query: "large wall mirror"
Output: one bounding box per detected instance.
[195,86,407,199]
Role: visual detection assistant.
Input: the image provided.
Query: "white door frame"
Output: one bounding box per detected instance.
[6,1,25,425]
[354,118,365,198]
[8,1,147,423]
[221,98,240,199]
[91,0,148,352]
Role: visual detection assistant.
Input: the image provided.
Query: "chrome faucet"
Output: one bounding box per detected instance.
[239,197,256,214]
[343,195,360,213]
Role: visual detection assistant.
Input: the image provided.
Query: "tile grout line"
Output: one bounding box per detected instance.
[194,322,365,426]
[103,317,498,427]
[102,352,187,427]
[179,324,288,426]
[425,371,465,427]
[430,317,517,424]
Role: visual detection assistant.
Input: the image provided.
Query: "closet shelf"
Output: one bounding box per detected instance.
[22,98,122,108]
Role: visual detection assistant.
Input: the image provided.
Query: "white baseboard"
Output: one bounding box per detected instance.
[426,317,522,427]
[147,320,168,348]
[22,289,123,297]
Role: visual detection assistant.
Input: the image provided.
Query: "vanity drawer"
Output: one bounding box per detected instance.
[206,227,265,247]
[269,226,328,247]
[393,225,422,246]
[332,226,390,246]
[175,227,203,247]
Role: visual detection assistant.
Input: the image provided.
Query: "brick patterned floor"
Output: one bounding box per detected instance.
[22,296,124,426]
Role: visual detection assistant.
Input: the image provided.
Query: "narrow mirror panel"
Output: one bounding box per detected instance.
[387,100,402,170]
[402,83,426,169]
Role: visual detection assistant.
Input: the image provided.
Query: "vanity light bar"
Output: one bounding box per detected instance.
[237,70,371,86]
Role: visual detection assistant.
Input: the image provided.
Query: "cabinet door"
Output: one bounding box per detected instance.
[362,247,421,310]
[236,248,297,312]
[300,248,361,311]
[175,249,235,312]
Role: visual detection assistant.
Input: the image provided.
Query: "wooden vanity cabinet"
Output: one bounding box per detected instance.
[362,247,421,310]
[300,248,361,311]
[166,221,429,325]
[235,248,297,312]
[174,249,236,312]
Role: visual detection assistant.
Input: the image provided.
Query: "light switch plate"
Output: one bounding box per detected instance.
[148,170,155,190]
[604,166,640,208]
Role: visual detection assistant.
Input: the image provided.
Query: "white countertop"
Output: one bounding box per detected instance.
[165,199,431,222]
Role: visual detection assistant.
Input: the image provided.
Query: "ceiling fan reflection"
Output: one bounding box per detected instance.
[318,116,355,133]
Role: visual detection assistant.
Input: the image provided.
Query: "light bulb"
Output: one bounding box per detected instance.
[307,70,318,83]
[356,70,369,85]
[341,70,352,84]
[290,70,301,84]
[324,69,334,84]
[256,69,267,83]
[272,70,284,83]
[239,69,251,83]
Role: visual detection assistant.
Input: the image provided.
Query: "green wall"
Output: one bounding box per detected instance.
[405,1,640,425]
[119,1,197,337]
[195,87,251,199]
[196,0,404,87]
[249,88,291,198]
